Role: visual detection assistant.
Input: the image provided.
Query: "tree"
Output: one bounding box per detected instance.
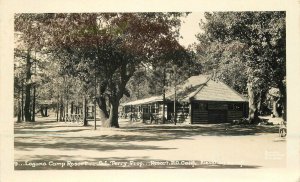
[14,63,23,122]
[43,13,189,128]
[196,12,286,123]
[146,53,197,123]
[125,67,152,101]
[195,40,248,94]
[14,14,46,122]
[14,13,191,127]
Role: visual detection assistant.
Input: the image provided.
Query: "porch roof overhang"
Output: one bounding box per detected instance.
[121,96,163,106]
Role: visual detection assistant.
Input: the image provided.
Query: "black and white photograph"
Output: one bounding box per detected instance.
[1,0,300,181]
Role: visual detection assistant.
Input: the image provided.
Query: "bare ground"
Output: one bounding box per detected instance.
[14,116,286,170]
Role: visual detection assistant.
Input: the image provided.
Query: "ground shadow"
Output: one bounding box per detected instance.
[14,118,282,167]
[14,139,176,152]
[15,120,281,147]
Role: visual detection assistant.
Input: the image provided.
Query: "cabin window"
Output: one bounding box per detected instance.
[151,106,156,113]
[143,107,149,113]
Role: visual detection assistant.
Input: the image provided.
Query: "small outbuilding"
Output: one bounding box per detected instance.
[121,96,172,120]
[173,75,248,124]
[122,75,248,124]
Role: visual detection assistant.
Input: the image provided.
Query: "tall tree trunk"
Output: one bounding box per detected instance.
[257,91,262,115]
[282,97,286,121]
[83,96,88,126]
[257,90,268,115]
[247,82,259,123]
[71,102,74,114]
[59,96,63,121]
[21,81,24,121]
[24,84,32,121]
[278,82,286,121]
[62,105,65,121]
[63,102,66,121]
[31,84,36,122]
[56,100,59,122]
[102,101,119,128]
[98,63,132,128]
[41,106,48,117]
[17,89,21,123]
[45,106,48,116]
[97,80,109,123]
[272,98,280,117]
[173,66,177,125]
[66,100,69,120]
[97,96,109,125]
[40,105,45,117]
[24,50,32,122]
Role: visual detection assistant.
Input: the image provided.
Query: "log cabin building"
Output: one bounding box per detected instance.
[121,75,248,124]
[177,75,248,124]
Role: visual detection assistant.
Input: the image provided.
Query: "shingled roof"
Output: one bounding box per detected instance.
[167,75,247,102]
[122,75,247,106]
[121,96,163,106]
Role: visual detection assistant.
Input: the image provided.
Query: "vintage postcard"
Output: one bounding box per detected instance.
[0,0,300,181]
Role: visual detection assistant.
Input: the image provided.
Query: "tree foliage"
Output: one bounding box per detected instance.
[14,14,48,122]
[196,12,286,122]
[33,13,190,127]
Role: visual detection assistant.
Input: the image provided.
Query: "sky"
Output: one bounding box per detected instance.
[178,12,206,48]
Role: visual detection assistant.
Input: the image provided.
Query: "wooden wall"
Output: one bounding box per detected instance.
[191,101,248,124]
[192,110,208,123]
[227,110,243,122]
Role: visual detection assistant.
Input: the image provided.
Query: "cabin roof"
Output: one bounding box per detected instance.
[122,75,247,106]
[121,95,163,106]
[167,75,247,102]
[186,78,247,102]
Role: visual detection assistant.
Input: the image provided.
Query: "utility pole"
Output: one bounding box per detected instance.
[94,63,97,130]
[56,94,59,122]
[173,65,177,125]
[162,67,166,124]
[32,81,36,122]
[21,80,24,121]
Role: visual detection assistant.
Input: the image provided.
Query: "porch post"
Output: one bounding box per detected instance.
[189,101,193,124]
[150,104,152,123]
[142,105,145,123]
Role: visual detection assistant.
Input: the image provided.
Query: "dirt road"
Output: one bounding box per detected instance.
[14,117,286,169]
